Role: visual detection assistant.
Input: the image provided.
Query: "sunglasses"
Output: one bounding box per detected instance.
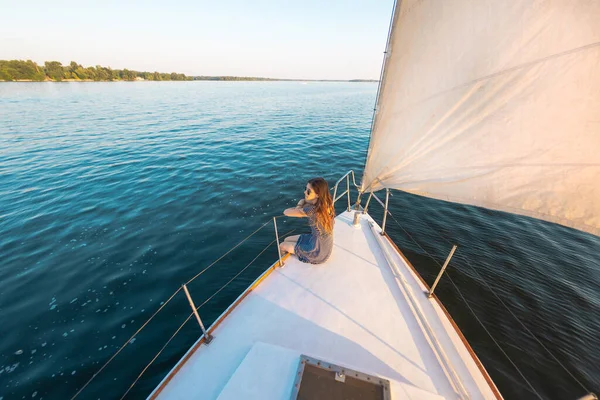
[304,187,312,195]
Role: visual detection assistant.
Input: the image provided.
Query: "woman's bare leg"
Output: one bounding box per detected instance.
[279,241,296,254]
[280,234,300,254]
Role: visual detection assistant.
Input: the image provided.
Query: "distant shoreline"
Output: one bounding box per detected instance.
[0,78,378,83]
[1,60,378,83]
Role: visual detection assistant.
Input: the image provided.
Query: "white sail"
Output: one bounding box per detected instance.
[361,0,600,235]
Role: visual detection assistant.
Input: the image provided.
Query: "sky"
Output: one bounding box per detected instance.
[0,0,394,80]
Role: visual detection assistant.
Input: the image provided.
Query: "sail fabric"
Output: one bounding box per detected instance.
[361,0,600,235]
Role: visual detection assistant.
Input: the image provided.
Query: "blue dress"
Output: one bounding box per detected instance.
[294,203,334,264]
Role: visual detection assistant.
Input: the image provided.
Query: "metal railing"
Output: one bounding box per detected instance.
[331,170,360,212]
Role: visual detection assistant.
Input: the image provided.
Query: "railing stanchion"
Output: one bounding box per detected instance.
[354,191,362,211]
[182,284,213,343]
[428,245,458,298]
[364,191,373,214]
[332,185,338,205]
[380,188,390,235]
[346,175,351,212]
[274,217,284,268]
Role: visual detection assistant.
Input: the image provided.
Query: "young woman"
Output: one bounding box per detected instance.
[279,177,335,264]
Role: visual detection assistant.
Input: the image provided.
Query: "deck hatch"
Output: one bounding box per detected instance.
[290,355,391,400]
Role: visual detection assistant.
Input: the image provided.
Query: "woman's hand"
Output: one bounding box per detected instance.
[296,199,306,208]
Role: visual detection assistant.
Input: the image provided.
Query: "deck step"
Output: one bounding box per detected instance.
[216,341,445,400]
[216,342,300,400]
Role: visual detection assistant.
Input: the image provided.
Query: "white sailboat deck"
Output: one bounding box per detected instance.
[151,211,500,399]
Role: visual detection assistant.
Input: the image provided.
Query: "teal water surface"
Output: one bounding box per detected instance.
[0,82,598,399]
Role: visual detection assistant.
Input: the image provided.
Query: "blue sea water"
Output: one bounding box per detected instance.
[0,81,598,399]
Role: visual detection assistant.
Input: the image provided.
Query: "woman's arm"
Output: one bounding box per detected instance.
[283,207,306,217]
[283,200,307,217]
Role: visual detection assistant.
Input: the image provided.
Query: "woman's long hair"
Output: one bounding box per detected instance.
[308,177,335,234]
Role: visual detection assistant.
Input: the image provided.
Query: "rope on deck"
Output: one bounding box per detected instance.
[369,222,470,399]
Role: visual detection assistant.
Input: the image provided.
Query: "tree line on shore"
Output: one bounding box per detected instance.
[0,60,189,81]
[0,59,379,82]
